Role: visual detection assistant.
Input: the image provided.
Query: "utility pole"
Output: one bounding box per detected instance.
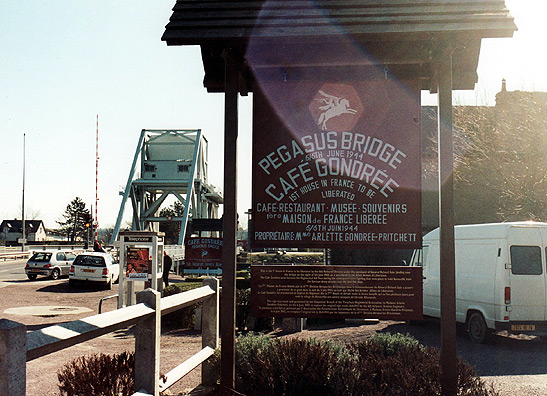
[95,115,99,242]
[21,133,26,252]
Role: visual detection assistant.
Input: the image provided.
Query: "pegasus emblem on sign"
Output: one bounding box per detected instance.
[315,90,357,130]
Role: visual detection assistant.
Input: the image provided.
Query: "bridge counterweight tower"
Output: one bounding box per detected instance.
[110,129,222,245]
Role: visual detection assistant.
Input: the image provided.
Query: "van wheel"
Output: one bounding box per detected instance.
[467,312,489,344]
[50,269,60,280]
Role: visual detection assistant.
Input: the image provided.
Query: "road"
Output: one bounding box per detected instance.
[386,319,547,395]
[0,258,28,282]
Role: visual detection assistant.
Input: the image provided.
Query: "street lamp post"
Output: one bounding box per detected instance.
[21,133,26,252]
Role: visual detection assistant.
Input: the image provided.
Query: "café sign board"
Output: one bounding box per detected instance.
[184,237,223,270]
[251,80,422,249]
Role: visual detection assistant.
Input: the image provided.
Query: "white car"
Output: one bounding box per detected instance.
[69,252,120,289]
[25,250,77,280]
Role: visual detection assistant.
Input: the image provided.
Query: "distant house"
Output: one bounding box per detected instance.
[0,219,47,244]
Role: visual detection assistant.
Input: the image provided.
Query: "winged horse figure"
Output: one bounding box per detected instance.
[315,90,357,130]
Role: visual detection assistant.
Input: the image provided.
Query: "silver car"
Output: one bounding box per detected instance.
[25,250,77,280]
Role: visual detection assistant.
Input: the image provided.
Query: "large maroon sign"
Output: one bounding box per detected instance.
[251,80,421,248]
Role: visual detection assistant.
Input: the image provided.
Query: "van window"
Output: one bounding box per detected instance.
[510,246,542,275]
[422,246,429,267]
[412,246,428,267]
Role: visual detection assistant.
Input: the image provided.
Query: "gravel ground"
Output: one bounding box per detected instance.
[1,276,202,396]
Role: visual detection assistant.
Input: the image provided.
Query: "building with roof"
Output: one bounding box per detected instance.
[0,219,47,245]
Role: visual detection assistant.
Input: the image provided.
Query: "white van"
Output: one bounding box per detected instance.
[410,222,547,343]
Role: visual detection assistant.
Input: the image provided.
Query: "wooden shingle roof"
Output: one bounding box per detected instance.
[162,0,516,92]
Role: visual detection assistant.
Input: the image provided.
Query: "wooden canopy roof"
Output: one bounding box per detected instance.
[162,0,516,92]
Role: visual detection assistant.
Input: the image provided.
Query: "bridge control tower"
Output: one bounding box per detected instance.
[110,129,222,245]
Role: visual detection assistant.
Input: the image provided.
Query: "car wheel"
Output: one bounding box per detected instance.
[27,274,37,281]
[106,278,112,290]
[467,312,489,344]
[50,268,60,280]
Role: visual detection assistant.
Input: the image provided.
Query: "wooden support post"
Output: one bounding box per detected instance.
[0,319,26,396]
[135,289,161,396]
[437,52,458,396]
[220,48,239,396]
[202,277,220,385]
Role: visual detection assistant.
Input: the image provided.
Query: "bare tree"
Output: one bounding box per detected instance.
[426,92,547,224]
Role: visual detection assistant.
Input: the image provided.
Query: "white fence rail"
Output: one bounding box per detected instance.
[0,278,219,396]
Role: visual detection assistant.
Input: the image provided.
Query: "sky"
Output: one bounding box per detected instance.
[1,0,546,233]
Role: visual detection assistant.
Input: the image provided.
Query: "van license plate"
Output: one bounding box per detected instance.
[82,269,95,273]
[511,324,535,331]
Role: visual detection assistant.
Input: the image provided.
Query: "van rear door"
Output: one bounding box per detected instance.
[508,226,545,322]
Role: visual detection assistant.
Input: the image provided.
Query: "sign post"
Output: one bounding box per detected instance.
[437,51,458,396]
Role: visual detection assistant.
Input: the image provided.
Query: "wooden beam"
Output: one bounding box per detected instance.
[437,49,457,396]
[220,48,239,396]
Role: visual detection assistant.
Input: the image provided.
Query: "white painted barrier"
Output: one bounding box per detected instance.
[0,278,219,396]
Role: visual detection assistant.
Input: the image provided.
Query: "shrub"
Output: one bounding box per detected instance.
[57,352,134,396]
[162,281,203,297]
[235,288,274,332]
[235,335,335,396]
[366,331,424,356]
[221,332,499,396]
[236,288,251,330]
[162,281,202,328]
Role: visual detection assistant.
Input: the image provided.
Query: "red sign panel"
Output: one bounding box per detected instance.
[251,265,423,320]
[252,80,421,248]
[126,247,150,280]
[184,237,223,269]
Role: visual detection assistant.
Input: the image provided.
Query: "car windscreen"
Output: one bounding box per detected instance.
[30,253,52,262]
[74,255,106,267]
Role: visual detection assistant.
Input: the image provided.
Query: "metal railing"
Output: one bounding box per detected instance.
[0,251,31,261]
[0,245,88,261]
[0,278,219,396]
[165,245,185,275]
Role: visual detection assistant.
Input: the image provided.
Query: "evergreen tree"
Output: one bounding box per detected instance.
[57,197,91,242]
